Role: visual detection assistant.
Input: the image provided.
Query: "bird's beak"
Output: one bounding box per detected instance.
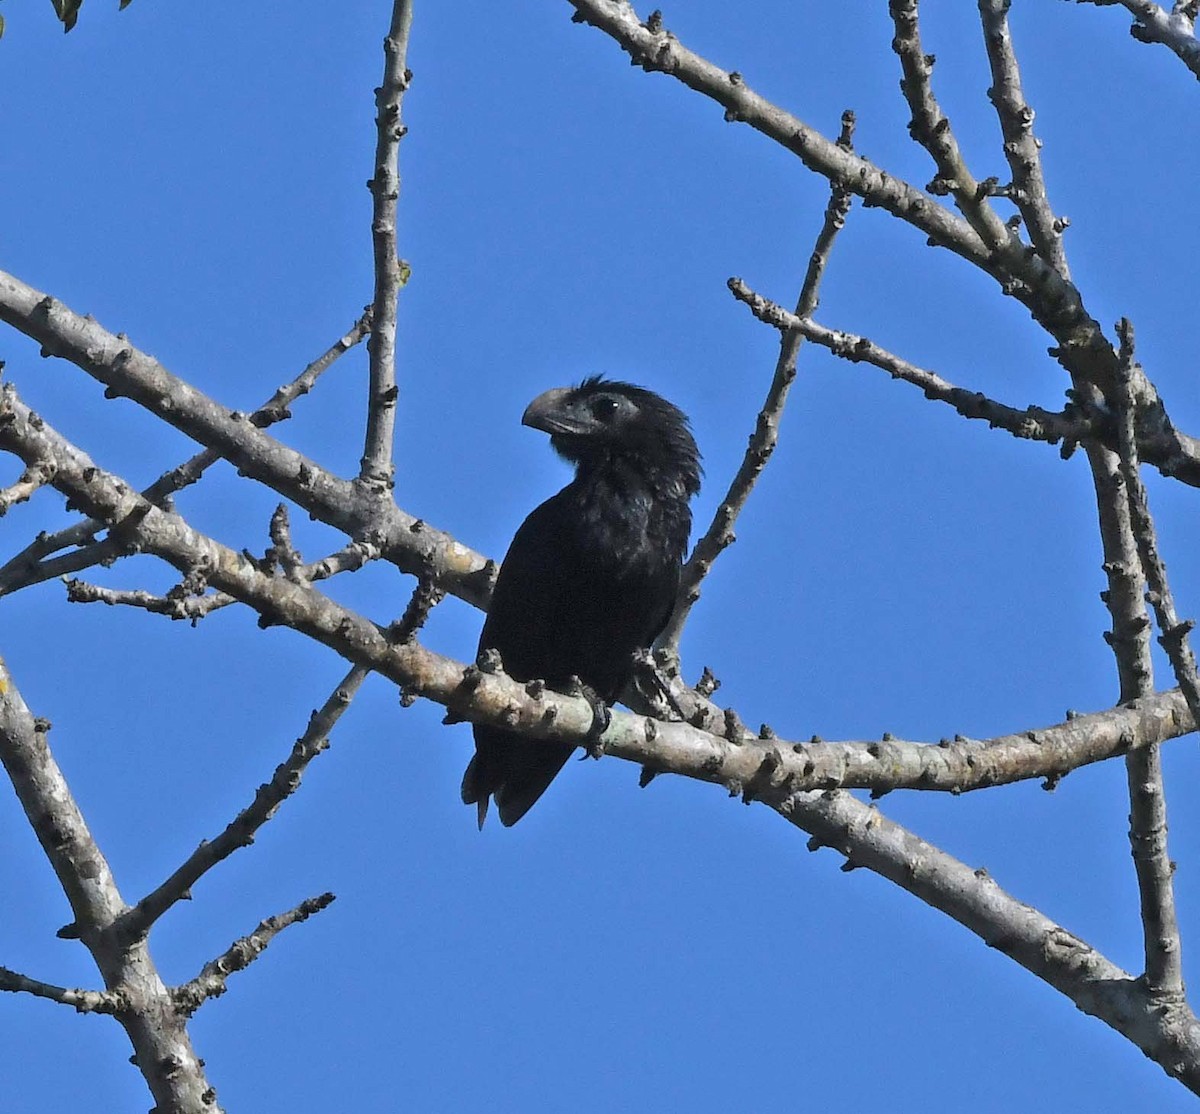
[522,387,579,435]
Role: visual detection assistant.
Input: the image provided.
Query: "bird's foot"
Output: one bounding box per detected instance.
[566,676,611,758]
[630,648,687,721]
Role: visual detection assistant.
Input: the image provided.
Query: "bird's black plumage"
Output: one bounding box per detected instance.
[462,377,701,827]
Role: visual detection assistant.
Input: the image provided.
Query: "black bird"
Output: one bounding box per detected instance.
[462,376,701,827]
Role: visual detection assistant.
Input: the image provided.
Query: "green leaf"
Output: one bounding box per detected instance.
[50,0,82,32]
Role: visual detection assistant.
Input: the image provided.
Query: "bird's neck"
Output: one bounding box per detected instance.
[570,454,693,565]
[576,448,692,503]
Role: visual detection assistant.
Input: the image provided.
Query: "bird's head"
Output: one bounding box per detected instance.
[522,376,701,498]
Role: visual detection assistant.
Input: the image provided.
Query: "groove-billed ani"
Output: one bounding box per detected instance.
[461,377,701,827]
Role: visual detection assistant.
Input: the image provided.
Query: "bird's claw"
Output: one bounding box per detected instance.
[630,649,687,720]
[567,675,610,758]
[584,699,611,758]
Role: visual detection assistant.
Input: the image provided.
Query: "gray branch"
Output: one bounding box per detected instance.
[3,380,1196,802]
[776,787,1200,1089]
[119,666,367,940]
[0,457,56,516]
[1073,0,1200,78]
[662,111,855,648]
[0,656,222,1112]
[0,308,372,597]
[1113,321,1200,748]
[173,893,336,1018]
[0,966,121,1015]
[65,578,235,621]
[0,269,495,608]
[360,0,414,491]
[978,0,1071,276]
[564,0,1200,480]
[1109,319,1188,995]
[728,277,1092,448]
[889,0,1012,248]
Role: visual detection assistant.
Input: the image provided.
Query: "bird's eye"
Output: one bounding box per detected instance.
[590,396,619,422]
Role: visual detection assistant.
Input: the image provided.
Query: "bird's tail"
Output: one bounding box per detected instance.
[460,755,490,830]
[462,732,576,828]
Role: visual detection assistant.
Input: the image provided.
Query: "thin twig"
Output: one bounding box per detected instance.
[64,527,383,626]
[1113,321,1200,746]
[360,0,414,491]
[1109,318,1187,995]
[172,893,336,1018]
[0,458,56,516]
[119,667,367,940]
[0,966,121,1014]
[889,0,1011,248]
[661,112,856,648]
[298,537,384,583]
[64,578,234,622]
[727,277,1093,449]
[563,2,1200,460]
[268,503,303,579]
[978,0,1071,276]
[0,310,373,597]
[391,577,447,646]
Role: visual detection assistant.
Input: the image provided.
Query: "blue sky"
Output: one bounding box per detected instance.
[2,2,1199,1111]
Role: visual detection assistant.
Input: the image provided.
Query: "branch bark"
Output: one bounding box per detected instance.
[360,0,414,491]
[564,0,1200,480]
[0,269,494,607]
[663,112,855,648]
[0,657,222,1112]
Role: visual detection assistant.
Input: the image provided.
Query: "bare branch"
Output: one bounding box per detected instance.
[978,0,1071,276]
[0,656,220,1111]
[1074,0,1200,79]
[728,277,1091,448]
[0,309,372,597]
[268,502,304,578]
[173,893,336,1018]
[1108,318,1188,995]
[0,457,56,516]
[391,576,447,649]
[645,675,1200,1090]
[1124,675,1183,999]
[776,787,1200,1088]
[564,2,1200,473]
[6,379,1199,803]
[64,577,234,622]
[889,0,1011,247]
[297,537,384,583]
[360,0,414,491]
[1087,424,1182,995]
[0,274,494,606]
[662,112,856,648]
[120,667,366,940]
[64,508,383,625]
[0,966,121,1015]
[1112,320,1200,740]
